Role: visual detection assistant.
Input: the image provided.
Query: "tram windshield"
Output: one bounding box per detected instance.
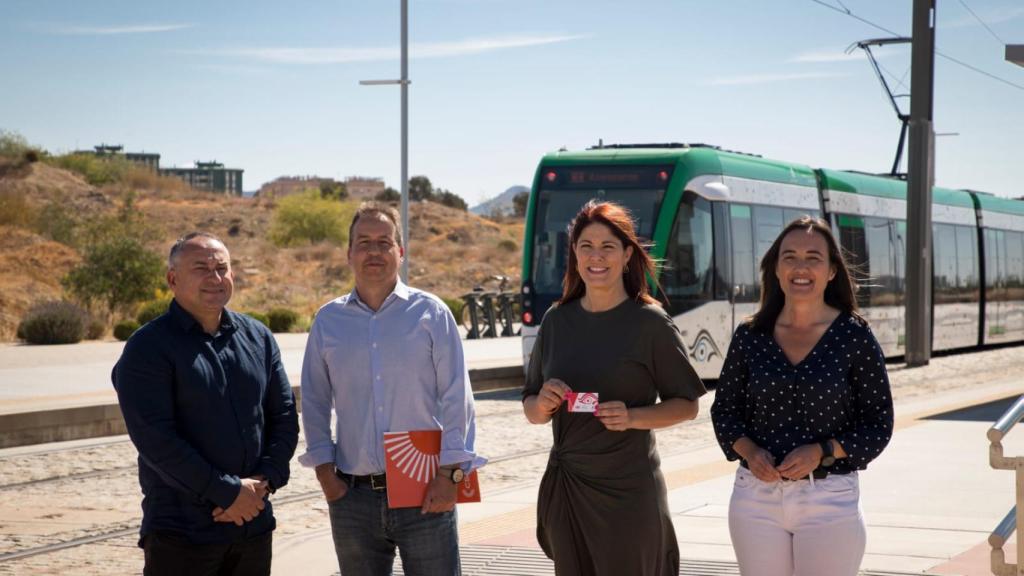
[530,166,669,296]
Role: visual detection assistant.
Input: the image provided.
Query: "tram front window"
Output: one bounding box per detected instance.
[530,167,668,298]
[663,192,714,312]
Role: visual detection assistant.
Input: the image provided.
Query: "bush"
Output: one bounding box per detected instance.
[113,319,140,341]
[62,237,165,316]
[441,297,464,324]
[47,153,132,186]
[435,190,467,211]
[243,311,270,328]
[0,190,37,228]
[136,298,172,325]
[17,300,88,345]
[375,187,401,203]
[34,201,80,246]
[269,190,355,247]
[0,130,40,159]
[267,307,300,333]
[86,317,106,340]
[497,239,518,252]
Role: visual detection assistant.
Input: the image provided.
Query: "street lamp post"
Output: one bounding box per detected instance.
[360,0,410,281]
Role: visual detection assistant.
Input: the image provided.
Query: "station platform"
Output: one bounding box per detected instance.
[0,334,525,447]
[272,376,1023,576]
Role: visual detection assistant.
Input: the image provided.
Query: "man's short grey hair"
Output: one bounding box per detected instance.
[348,202,403,248]
[168,232,225,268]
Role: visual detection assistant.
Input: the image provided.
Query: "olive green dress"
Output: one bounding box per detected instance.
[523,298,706,576]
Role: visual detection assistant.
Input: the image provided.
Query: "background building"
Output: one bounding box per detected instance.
[161,161,244,196]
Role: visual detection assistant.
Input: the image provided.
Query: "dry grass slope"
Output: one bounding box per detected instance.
[0,161,524,341]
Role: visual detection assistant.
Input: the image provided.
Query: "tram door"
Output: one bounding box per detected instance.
[729,204,820,331]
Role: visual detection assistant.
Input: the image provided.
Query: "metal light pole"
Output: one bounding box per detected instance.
[360,0,410,281]
[905,0,936,367]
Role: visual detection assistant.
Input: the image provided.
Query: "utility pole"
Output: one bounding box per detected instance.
[905,0,936,367]
[361,0,410,281]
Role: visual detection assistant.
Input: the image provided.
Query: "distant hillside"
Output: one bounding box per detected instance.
[0,161,523,341]
[471,185,529,217]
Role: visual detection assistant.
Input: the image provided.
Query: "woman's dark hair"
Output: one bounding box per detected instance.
[748,215,863,332]
[559,201,662,307]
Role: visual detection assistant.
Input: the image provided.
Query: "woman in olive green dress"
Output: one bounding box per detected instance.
[522,200,706,576]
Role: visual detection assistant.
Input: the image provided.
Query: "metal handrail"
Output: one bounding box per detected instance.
[989,395,1024,443]
[988,394,1024,576]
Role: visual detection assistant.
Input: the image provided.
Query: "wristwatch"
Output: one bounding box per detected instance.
[443,467,465,484]
[819,439,836,467]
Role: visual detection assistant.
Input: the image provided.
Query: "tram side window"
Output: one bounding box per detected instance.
[730,204,757,302]
[933,223,959,304]
[986,229,1007,303]
[783,208,820,225]
[864,217,897,307]
[834,214,869,307]
[1007,231,1024,301]
[662,193,714,308]
[955,225,979,302]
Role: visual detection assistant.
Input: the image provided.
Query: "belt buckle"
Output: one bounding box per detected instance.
[370,474,387,491]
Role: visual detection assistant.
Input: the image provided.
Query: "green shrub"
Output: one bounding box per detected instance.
[375,187,401,203]
[0,130,39,159]
[34,201,80,246]
[269,190,355,247]
[441,297,464,324]
[243,311,270,328]
[113,319,140,341]
[136,298,172,325]
[86,317,106,340]
[17,300,88,344]
[62,237,165,316]
[497,239,518,252]
[267,307,300,333]
[47,153,132,186]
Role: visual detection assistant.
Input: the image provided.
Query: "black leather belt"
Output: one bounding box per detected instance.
[336,470,387,491]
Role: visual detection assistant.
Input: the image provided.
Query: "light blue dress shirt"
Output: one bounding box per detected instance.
[299,281,484,475]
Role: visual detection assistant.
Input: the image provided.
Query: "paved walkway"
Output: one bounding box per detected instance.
[272,377,1023,576]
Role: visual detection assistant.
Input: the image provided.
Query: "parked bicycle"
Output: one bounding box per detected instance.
[461,275,520,339]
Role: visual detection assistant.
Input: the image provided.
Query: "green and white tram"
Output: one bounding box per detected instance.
[519,143,1024,380]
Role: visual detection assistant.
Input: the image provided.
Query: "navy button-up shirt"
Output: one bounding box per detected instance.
[113,300,298,545]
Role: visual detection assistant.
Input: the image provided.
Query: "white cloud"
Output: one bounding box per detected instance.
[701,71,849,86]
[45,23,194,36]
[195,34,585,64]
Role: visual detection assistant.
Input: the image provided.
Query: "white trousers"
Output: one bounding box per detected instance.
[728,467,866,576]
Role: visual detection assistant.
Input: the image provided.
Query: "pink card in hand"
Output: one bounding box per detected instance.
[565,392,599,412]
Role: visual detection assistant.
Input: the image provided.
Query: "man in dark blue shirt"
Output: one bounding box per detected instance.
[113,232,298,576]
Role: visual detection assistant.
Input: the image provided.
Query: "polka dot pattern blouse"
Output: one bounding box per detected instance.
[711,314,894,475]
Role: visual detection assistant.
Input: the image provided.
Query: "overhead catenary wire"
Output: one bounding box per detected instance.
[809,0,1024,92]
[954,0,1007,45]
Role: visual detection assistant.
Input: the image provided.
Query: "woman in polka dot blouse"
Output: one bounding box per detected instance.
[710,216,894,575]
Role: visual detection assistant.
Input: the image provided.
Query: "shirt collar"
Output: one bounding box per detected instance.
[169,298,235,334]
[346,279,411,309]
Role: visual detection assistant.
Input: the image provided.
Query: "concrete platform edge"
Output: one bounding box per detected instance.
[0,364,525,448]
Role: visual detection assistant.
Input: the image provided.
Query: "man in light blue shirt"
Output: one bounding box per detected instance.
[300,202,483,576]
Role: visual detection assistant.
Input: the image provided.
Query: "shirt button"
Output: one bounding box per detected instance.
[378,406,383,412]
[373,342,378,348]
[376,375,381,380]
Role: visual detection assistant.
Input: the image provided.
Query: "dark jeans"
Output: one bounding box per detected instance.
[328,482,461,576]
[143,531,272,576]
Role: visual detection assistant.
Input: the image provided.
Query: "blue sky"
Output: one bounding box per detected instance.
[2,0,1022,204]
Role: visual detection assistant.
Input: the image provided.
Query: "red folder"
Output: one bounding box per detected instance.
[383,430,481,509]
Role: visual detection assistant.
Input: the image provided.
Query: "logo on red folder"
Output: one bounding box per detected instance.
[383,430,481,509]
